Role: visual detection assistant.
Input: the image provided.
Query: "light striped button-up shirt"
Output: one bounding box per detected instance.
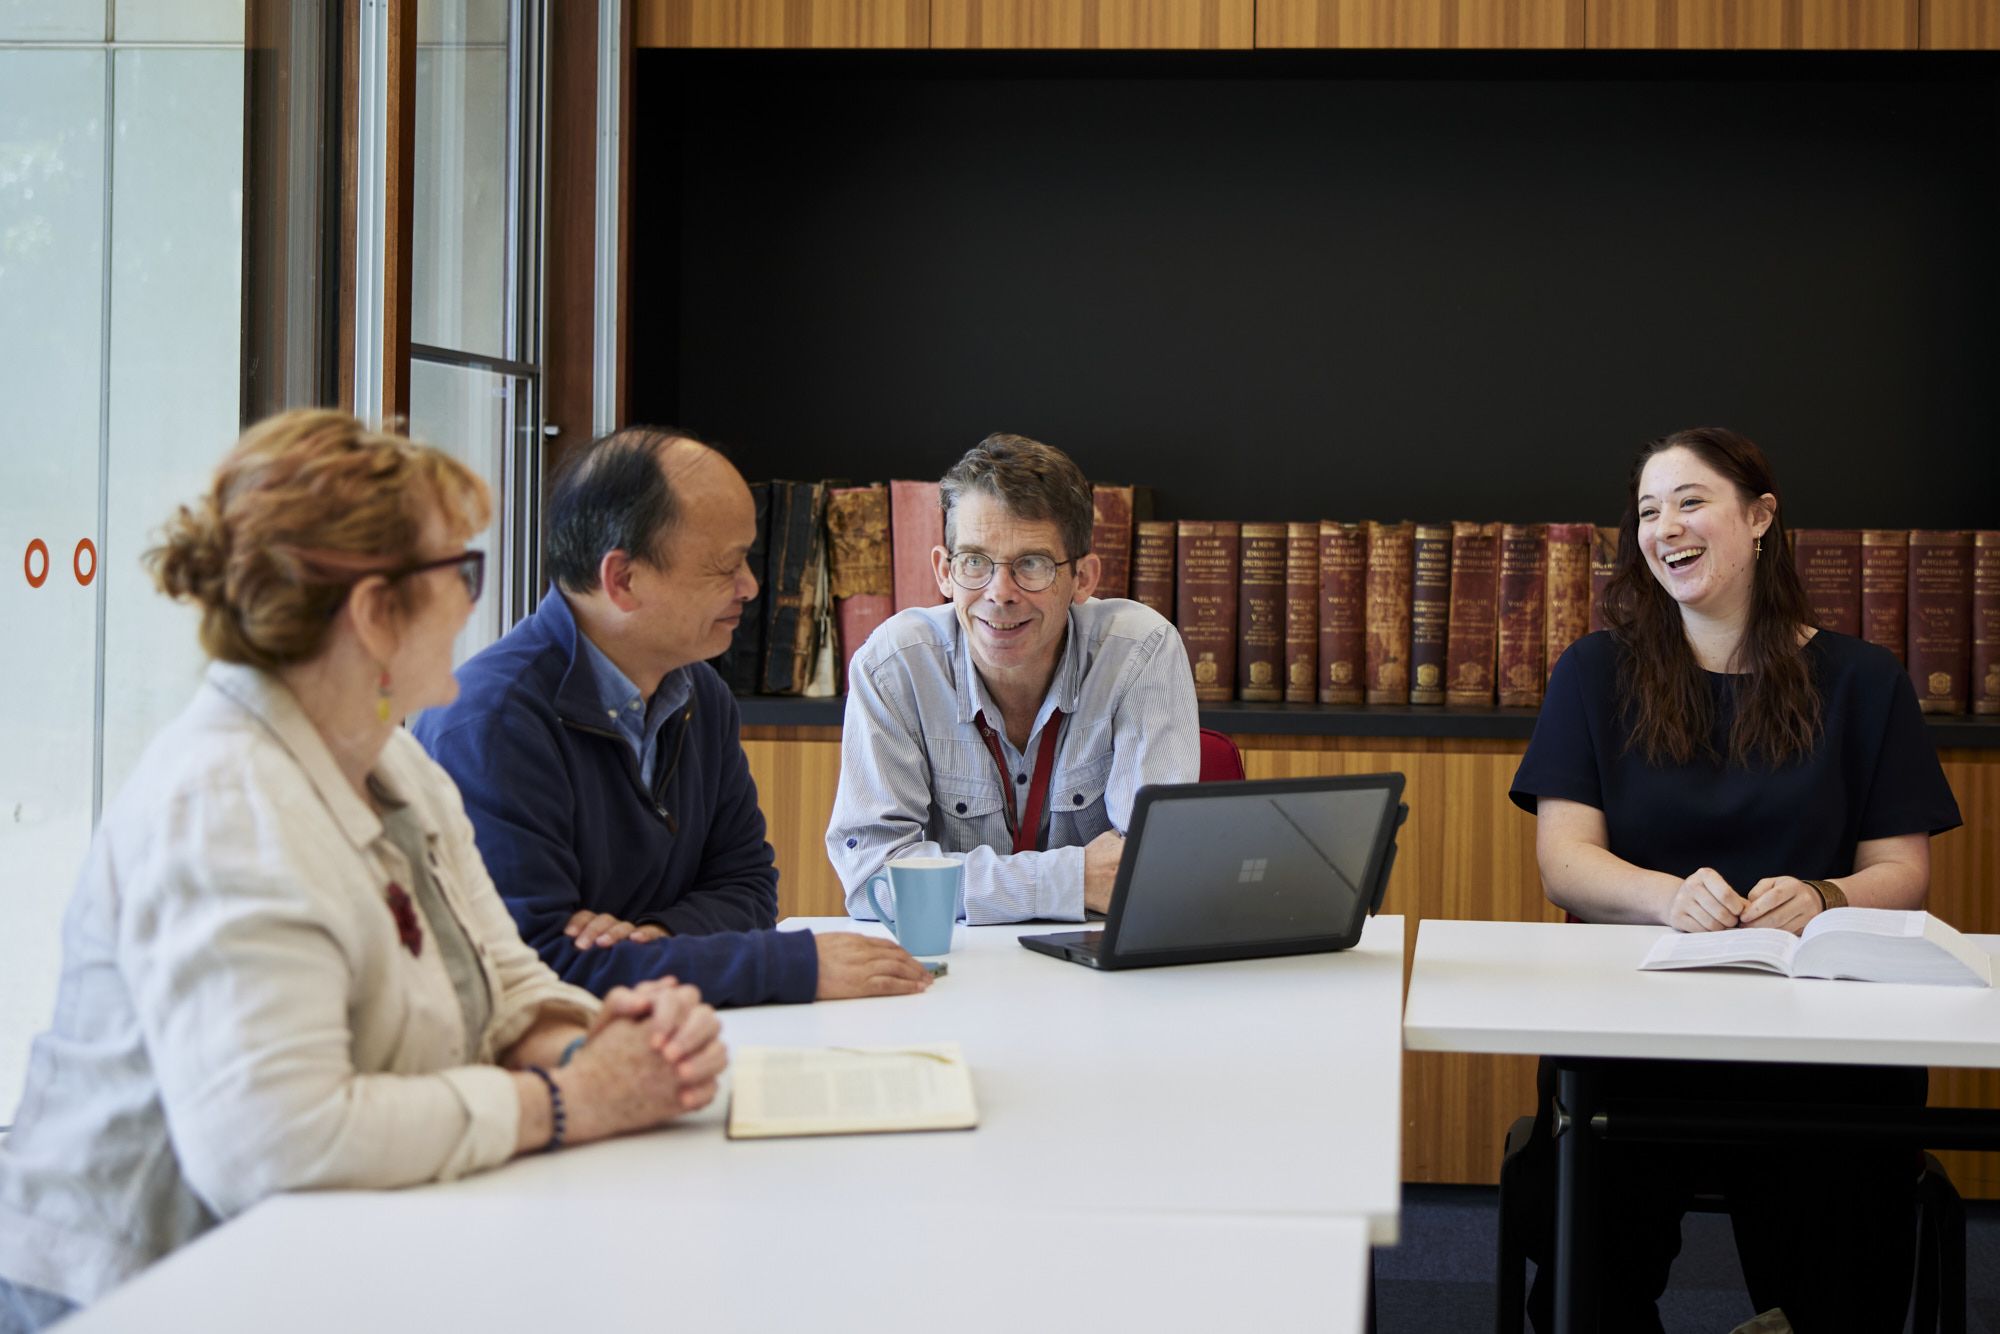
[827,599,1200,924]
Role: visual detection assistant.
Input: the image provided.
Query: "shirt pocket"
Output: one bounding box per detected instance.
[1050,751,1116,842]
[932,770,1010,850]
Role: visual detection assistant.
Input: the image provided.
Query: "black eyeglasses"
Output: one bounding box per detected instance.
[386,549,486,602]
[947,550,1075,593]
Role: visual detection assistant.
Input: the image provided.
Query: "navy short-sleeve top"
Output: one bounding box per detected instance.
[1510,630,1961,894]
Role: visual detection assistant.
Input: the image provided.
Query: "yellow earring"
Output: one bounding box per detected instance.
[1755,536,1762,559]
[376,668,393,724]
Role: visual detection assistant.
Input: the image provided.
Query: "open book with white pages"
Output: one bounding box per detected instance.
[1640,908,1993,987]
[726,1042,979,1139]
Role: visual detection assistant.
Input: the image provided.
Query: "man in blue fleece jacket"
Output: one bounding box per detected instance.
[413,427,929,1008]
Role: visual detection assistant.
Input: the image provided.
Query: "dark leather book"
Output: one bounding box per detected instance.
[1588,526,1619,634]
[1410,523,1453,705]
[1861,529,1909,665]
[709,481,770,694]
[760,481,828,696]
[1177,521,1240,702]
[1236,522,1287,701]
[890,479,946,612]
[1091,484,1136,600]
[1318,521,1366,704]
[1976,532,2000,716]
[1364,520,1415,705]
[1284,522,1320,703]
[1544,523,1594,686]
[1792,529,1862,636]
[1132,520,1176,622]
[1497,523,1549,708]
[1908,530,1974,715]
[826,485,894,694]
[1444,521,1500,707]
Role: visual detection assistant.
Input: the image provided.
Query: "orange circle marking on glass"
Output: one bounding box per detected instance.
[74,538,97,587]
[24,539,49,589]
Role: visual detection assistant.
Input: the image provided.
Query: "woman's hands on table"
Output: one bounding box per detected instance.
[1665,867,1746,933]
[1739,877,1823,934]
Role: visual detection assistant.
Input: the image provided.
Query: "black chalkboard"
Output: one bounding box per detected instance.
[630,49,2000,530]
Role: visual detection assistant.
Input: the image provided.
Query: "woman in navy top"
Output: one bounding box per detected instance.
[1509,428,1960,1333]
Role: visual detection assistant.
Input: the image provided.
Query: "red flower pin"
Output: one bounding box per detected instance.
[385,883,423,957]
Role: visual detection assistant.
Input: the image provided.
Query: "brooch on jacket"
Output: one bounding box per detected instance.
[384,883,424,957]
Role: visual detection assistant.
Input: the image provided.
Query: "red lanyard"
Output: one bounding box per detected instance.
[973,708,1066,855]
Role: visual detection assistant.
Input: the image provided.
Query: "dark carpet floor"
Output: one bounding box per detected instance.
[1377,1182,2000,1334]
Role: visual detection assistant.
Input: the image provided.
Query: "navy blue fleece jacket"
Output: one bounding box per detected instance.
[411,591,818,1006]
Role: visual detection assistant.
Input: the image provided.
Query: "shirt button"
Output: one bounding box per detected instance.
[956,802,968,814]
[846,838,857,849]
[1016,773,1027,784]
[606,710,618,719]
[1074,793,1084,805]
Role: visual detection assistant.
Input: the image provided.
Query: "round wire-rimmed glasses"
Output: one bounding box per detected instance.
[947,550,1074,593]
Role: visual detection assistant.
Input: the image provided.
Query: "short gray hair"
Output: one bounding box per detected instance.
[938,433,1094,562]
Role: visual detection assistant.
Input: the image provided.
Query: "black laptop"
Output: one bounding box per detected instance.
[1019,773,1408,970]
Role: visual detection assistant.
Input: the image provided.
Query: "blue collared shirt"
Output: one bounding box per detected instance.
[576,634,691,790]
[826,598,1201,924]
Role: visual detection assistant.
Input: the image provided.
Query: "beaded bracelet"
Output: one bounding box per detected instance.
[526,1066,566,1152]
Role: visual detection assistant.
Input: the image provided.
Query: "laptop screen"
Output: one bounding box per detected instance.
[1111,783,1394,954]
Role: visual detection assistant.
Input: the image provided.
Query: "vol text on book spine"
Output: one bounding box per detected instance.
[1908,530,1974,715]
[1860,529,1908,664]
[1791,529,1862,636]
[1283,522,1319,703]
[1318,522,1366,704]
[1497,523,1549,707]
[1177,522,1241,703]
[1409,523,1452,705]
[1975,532,2000,716]
[1543,523,1593,686]
[1444,521,1499,706]
[1364,520,1415,705]
[1236,523,1288,701]
[1131,520,1177,622]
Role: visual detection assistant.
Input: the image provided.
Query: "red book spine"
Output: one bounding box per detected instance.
[1976,532,2000,716]
[1284,522,1320,703]
[889,480,947,613]
[1177,522,1241,703]
[1364,520,1415,705]
[1318,522,1366,704]
[1908,530,1974,714]
[1410,523,1452,705]
[1130,521,1177,622]
[1860,530,1908,664]
[1445,521,1499,706]
[1588,526,1619,635]
[1544,523,1593,685]
[1791,529,1862,636]
[1090,484,1135,600]
[1497,523,1548,707]
[1236,523,1288,701]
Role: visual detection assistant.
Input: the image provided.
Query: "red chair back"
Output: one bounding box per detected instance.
[1198,729,1245,783]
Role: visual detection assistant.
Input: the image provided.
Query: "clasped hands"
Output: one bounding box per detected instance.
[1667,867,1823,936]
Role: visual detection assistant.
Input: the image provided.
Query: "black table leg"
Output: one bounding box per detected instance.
[1554,1063,1599,1334]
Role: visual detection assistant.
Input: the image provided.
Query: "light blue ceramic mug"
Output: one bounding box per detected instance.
[865,857,962,956]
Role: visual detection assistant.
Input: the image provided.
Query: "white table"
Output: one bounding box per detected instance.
[66,915,1407,1332]
[1403,918,2000,1334]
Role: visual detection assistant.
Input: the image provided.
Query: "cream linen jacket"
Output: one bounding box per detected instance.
[0,664,598,1306]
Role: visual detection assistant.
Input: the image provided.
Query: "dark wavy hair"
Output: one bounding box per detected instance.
[1599,427,1821,769]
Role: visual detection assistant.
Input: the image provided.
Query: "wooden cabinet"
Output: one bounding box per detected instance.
[636,0,930,47]
[930,0,1255,47]
[742,721,2000,1194]
[1925,0,2000,45]
[1256,0,1583,48]
[1586,0,1918,48]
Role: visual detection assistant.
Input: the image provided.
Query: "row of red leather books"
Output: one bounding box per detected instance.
[1792,530,2000,716]
[1123,523,2000,716]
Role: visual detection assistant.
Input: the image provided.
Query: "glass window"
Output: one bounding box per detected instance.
[0,48,105,1105]
[408,358,509,665]
[102,47,246,798]
[0,0,104,41]
[411,0,511,359]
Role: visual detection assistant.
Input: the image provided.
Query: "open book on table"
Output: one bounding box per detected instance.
[1639,908,1992,987]
[726,1042,979,1140]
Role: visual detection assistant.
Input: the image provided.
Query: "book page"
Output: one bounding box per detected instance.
[1800,907,1923,942]
[1639,928,1798,975]
[1793,910,1993,987]
[727,1043,979,1140]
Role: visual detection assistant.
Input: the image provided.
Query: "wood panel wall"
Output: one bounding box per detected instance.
[740,723,2000,1193]
[634,0,1994,45]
